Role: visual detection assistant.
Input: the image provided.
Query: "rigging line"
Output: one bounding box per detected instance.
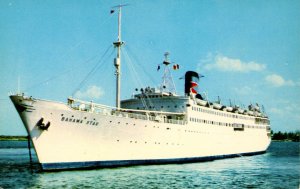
[121,48,143,89]
[122,47,156,110]
[24,51,102,92]
[121,48,148,109]
[72,45,114,96]
[60,12,114,59]
[125,46,182,108]
[62,12,116,94]
[90,45,115,79]
[122,48,158,112]
[99,11,115,29]
[124,47,163,113]
[25,69,73,92]
[59,40,85,62]
[21,13,115,94]
[125,45,157,86]
[121,48,146,107]
[93,47,116,85]
[124,48,186,110]
[55,12,114,61]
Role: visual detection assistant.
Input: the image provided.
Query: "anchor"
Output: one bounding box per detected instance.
[36,117,50,130]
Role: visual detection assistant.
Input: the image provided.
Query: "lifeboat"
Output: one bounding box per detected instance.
[196,99,208,106]
[247,110,254,116]
[213,102,222,110]
[238,108,245,114]
[225,106,233,112]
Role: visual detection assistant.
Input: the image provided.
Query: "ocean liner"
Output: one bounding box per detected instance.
[10,6,271,170]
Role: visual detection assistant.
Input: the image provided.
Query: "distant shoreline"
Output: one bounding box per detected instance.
[0,135,28,141]
[272,140,299,142]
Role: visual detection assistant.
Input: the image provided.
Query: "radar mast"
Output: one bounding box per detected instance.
[160,52,177,94]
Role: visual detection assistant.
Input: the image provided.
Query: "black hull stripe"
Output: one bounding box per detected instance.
[41,151,266,171]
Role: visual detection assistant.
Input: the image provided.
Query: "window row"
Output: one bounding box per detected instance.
[136,105,185,110]
[189,117,266,129]
[191,106,254,121]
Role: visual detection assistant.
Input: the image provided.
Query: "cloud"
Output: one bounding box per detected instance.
[233,86,257,95]
[269,107,283,114]
[269,104,300,121]
[265,74,296,87]
[74,85,104,99]
[269,103,300,131]
[203,54,266,72]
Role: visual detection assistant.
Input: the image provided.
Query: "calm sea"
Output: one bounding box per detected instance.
[0,141,299,189]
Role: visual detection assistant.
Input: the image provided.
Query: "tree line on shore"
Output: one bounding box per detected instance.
[271,130,300,142]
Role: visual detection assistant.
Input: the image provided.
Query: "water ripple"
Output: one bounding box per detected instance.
[0,142,299,189]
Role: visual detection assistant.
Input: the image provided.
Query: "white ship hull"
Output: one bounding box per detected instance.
[10,95,271,170]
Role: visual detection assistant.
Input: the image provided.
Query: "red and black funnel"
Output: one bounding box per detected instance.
[185,71,200,96]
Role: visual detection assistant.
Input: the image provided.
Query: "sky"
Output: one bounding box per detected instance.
[0,0,299,135]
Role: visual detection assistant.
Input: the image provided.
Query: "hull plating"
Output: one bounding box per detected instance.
[10,95,271,170]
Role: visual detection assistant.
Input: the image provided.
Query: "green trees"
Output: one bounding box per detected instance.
[272,130,300,142]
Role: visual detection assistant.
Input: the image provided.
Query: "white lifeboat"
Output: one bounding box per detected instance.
[213,103,222,110]
[196,99,208,106]
[226,106,233,112]
[238,108,245,114]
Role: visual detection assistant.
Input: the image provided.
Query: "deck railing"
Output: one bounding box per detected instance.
[67,97,186,125]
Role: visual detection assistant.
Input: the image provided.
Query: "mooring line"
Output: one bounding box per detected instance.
[27,135,33,167]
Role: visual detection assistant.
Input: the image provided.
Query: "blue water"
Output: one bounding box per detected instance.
[0,141,299,189]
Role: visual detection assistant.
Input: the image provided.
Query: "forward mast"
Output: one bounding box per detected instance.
[113,5,126,109]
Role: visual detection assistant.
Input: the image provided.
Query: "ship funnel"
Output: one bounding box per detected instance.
[185,71,200,96]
